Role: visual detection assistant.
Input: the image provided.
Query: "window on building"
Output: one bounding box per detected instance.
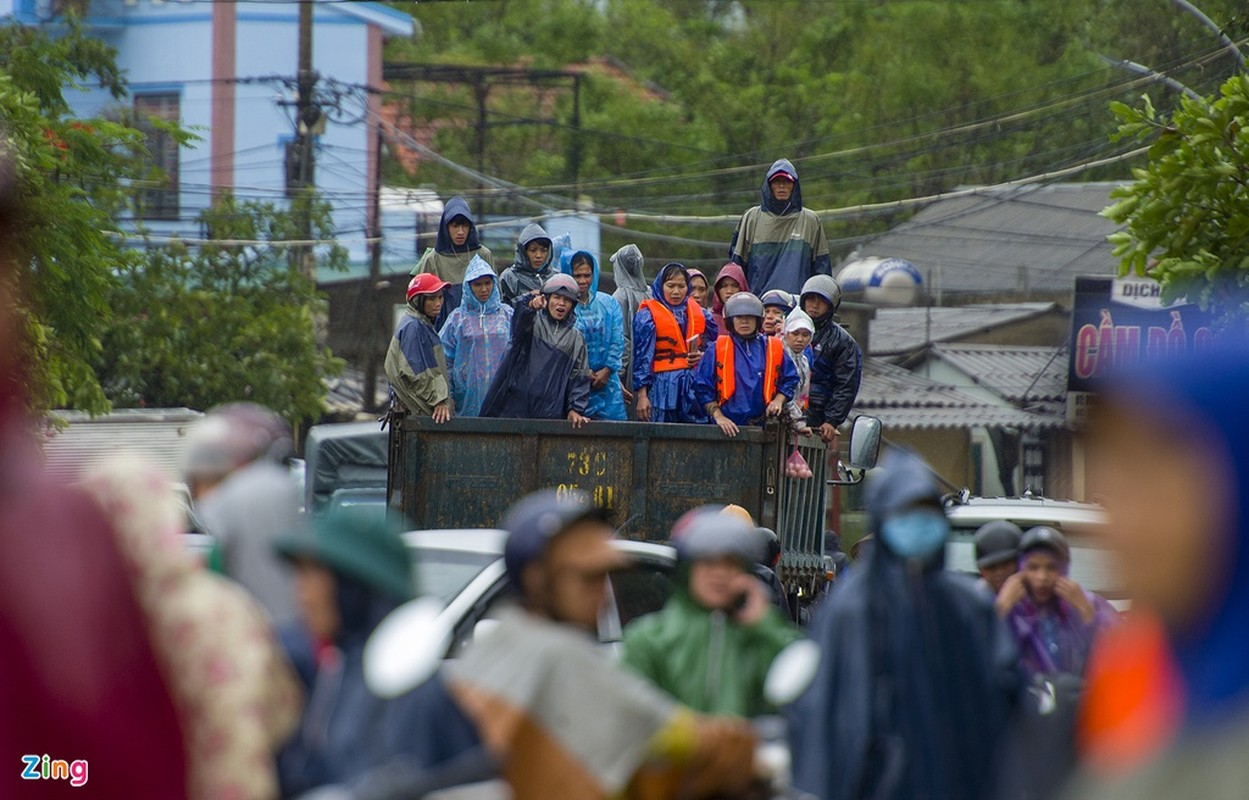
[134,93,180,220]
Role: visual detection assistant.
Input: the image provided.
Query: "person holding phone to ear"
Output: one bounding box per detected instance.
[621,507,800,718]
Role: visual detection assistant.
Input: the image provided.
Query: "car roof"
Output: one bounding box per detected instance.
[945,496,1105,528]
[402,528,676,562]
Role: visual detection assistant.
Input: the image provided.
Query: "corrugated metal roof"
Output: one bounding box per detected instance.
[856,182,1124,297]
[929,343,1069,403]
[41,408,204,483]
[869,302,1059,356]
[853,358,1064,430]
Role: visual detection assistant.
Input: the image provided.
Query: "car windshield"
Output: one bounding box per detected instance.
[413,548,498,605]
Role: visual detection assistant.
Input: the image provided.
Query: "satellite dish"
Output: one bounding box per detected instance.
[764,639,822,706]
[363,596,452,699]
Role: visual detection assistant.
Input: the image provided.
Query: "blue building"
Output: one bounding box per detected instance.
[3,0,414,266]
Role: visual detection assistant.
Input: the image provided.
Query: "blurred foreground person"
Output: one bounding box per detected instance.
[445,489,759,800]
[83,458,302,800]
[0,141,189,797]
[792,449,1019,800]
[275,509,416,796]
[185,402,301,624]
[1065,341,1249,800]
[621,508,799,717]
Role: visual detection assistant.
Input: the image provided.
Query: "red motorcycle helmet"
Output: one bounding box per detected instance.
[406,273,450,302]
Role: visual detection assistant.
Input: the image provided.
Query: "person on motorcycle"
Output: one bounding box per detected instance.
[621,507,801,718]
[444,489,759,800]
[792,448,1020,800]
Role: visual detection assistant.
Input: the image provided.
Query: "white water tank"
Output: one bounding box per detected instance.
[837,257,923,306]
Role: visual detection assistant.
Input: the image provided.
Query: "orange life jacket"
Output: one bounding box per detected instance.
[640,298,706,373]
[715,335,785,405]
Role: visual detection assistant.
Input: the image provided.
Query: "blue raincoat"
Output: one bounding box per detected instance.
[440,256,514,417]
[791,449,1020,800]
[561,250,626,421]
[631,263,719,424]
[692,329,800,426]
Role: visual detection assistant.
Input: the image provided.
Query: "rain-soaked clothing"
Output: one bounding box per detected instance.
[440,256,514,417]
[480,301,590,420]
[710,262,749,337]
[1007,570,1118,679]
[632,263,718,423]
[807,304,863,429]
[782,309,816,428]
[498,223,556,309]
[621,577,800,718]
[693,329,799,426]
[385,306,450,416]
[729,159,831,294]
[1065,343,1249,800]
[610,244,647,394]
[412,196,494,330]
[793,450,1020,800]
[561,249,626,421]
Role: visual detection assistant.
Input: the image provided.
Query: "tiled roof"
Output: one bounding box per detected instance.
[928,343,1069,404]
[853,358,1064,430]
[856,182,1124,297]
[869,302,1060,356]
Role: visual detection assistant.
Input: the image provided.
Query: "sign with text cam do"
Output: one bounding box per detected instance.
[1067,276,1214,394]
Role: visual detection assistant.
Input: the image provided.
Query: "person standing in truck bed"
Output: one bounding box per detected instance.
[633,262,718,424]
[411,195,493,331]
[386,274,453,423]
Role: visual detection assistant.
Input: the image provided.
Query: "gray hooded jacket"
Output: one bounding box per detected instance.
[610,244,647,392]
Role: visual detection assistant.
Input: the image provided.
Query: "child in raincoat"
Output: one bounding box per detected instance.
[632,262,719,424]
[562,249,626,421]
[782,308,815,435]
[439,255,514,417]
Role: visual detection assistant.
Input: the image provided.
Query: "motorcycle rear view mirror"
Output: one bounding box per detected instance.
[764,639,822,707]
[828,415,882,486]
[363,596,452,699]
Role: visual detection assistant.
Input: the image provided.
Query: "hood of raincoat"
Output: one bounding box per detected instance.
[460,254,501,314]
[761,158,803,216]
[512,222,553,274]
[711,262,750,317]
[1110,339,1249,724]
[650,262,692,311]
[537,299,581,351]
[864,448,946,571]
[435,196,481,255]
[612,244,649,294]
[610,244,646,294]
[560,249,600,301]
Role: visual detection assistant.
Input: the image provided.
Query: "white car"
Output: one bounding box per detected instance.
[943,495,1124,608]
[404,529,678,658]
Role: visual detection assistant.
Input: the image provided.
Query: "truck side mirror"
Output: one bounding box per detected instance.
[848,415,882,470]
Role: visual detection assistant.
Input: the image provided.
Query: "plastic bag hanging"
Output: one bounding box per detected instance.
[786,434,814,479]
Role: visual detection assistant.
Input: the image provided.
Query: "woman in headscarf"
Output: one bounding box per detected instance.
[687,268,711,309]
[440,255,513,417]
[1064,340,1249,800]
[632,262,718,424]
[610,243,647,402]
[562,249,626,421]
[710,262,749,336]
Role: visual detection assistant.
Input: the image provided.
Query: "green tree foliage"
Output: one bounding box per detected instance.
[1104,73,1249,320]
[96,193,345,421]
[0,19,146,414]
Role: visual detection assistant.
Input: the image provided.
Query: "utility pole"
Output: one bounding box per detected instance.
[364,124,384,412]
[292,0,321,280]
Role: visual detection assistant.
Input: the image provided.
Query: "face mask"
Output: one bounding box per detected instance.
[881,510,949,561]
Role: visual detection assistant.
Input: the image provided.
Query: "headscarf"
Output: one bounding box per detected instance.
[650,262,693,311]
[83,457,302,800]
[711,262,750,333]
[686,267,710,307]
[783,308,815,335]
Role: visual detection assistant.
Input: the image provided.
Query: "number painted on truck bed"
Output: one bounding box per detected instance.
[566,450,609,477]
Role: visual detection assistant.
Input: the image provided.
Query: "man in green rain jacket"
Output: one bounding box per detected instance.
[621,507,800,718]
